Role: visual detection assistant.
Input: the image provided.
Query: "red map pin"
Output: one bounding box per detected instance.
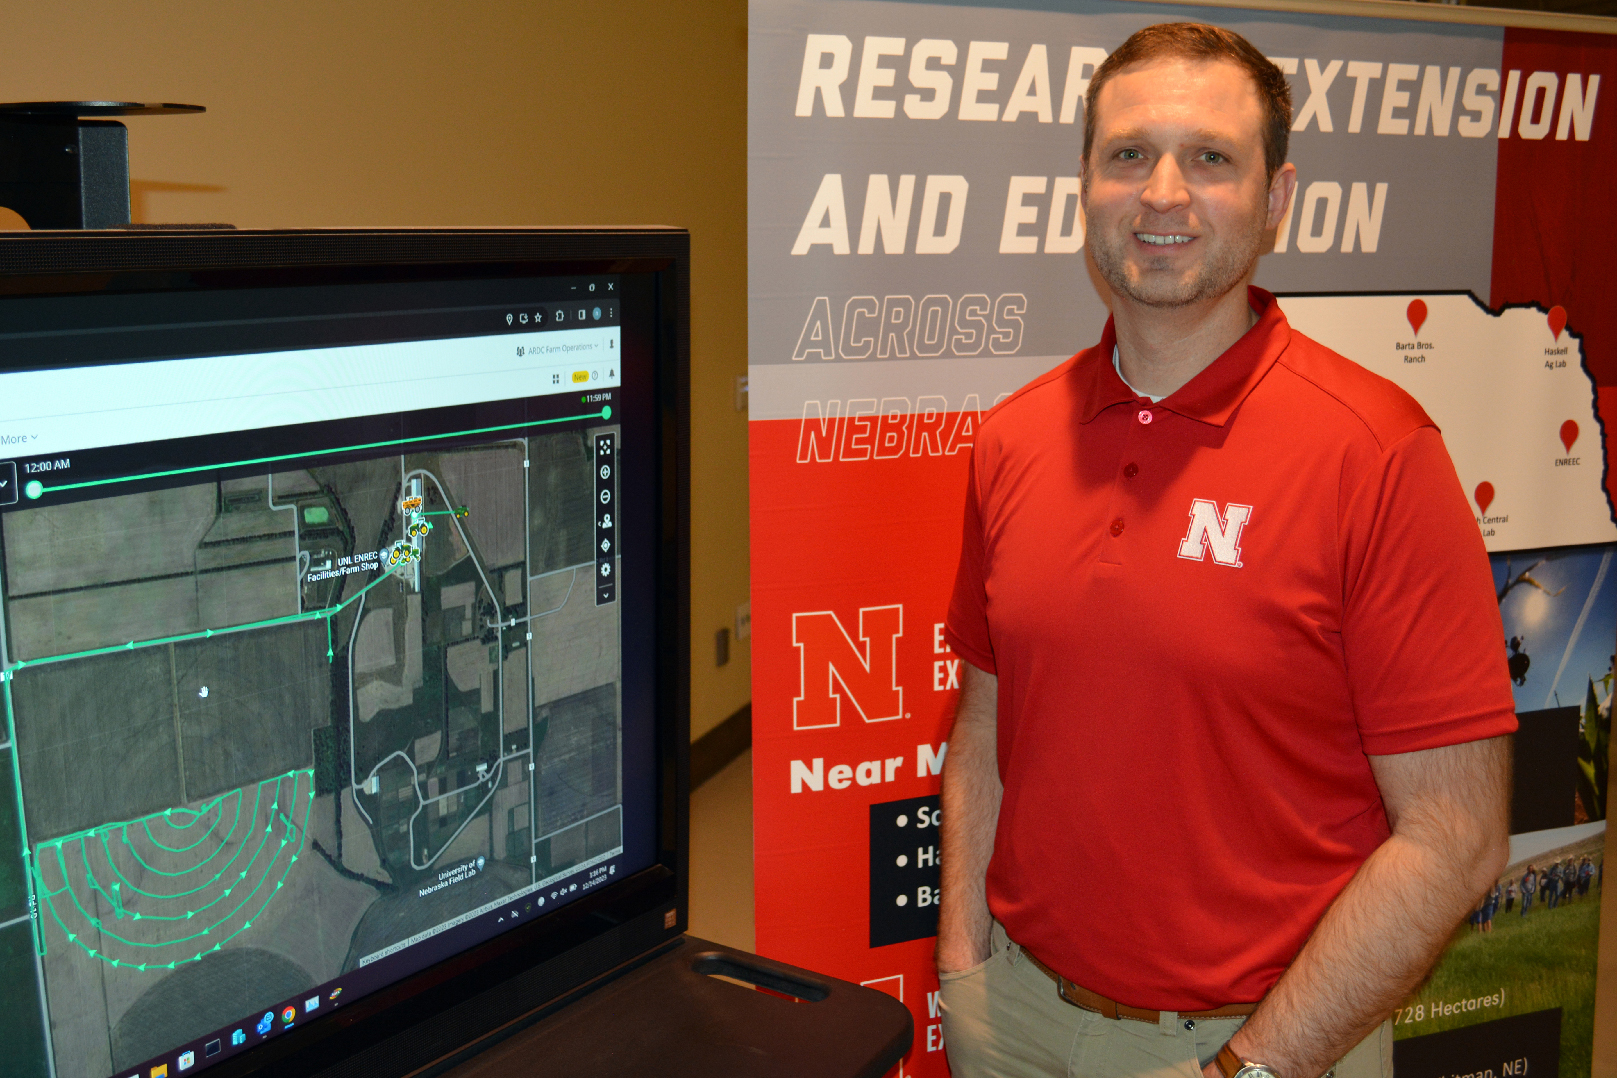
[1548,305,1567,341]
[1474,482,1494,515]
[1407,299,1428,336]
[1561,419,1579,453]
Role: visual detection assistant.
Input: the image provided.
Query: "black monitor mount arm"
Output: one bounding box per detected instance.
[0,101,204,229]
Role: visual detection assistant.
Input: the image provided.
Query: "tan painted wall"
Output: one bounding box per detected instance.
[0,0,751,740]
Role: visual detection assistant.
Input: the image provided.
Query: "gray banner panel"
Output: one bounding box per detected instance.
[749,0,1501,377]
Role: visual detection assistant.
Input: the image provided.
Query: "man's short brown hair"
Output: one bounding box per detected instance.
[1083,23,1292,179]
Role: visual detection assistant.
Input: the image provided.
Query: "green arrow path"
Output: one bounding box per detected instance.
[31,770,314,971]
[31,410,607,498]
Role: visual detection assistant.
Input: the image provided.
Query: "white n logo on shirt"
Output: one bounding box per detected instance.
[1177,499,1253,567]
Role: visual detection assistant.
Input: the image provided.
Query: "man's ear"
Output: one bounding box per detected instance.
[1266,163,1298,230]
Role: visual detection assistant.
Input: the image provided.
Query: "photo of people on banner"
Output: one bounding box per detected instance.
[747,3,1617,1078]
[1481,854,1601,930]
[1395,546,1612,1075]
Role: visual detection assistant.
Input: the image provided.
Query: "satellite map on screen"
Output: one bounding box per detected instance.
[0,427,622,1078]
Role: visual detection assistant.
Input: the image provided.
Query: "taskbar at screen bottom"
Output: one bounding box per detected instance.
[119,846,637,1078]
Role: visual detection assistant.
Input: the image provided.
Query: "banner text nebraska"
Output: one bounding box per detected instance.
[796,395,999,463]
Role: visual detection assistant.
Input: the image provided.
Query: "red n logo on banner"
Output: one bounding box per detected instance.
[791,605,904,728]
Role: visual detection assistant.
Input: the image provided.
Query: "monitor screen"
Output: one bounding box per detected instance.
[0,233,687,1078]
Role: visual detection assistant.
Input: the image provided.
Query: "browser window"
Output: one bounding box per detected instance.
[0,273,653,1078]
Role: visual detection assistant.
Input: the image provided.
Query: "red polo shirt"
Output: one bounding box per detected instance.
[945,288,1516,1011]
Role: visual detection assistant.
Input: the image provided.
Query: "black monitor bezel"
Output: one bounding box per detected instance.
[0,227,692,1078]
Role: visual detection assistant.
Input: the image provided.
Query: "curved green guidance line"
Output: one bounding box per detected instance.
[122,785,255,881]
[32,770,316,971]
[140,794,230,853]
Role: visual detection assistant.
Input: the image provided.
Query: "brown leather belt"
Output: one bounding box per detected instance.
[1022,949,1258,1023]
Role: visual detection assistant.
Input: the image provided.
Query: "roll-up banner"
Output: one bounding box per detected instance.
[748,2,1617,1075]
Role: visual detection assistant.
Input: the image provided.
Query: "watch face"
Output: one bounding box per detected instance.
[1234,1066,1280,1078]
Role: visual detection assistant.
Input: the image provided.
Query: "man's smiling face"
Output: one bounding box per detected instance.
[1082,57,1292,310]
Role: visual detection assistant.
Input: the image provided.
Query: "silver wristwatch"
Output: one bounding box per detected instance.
[1216,1044,1280,1078]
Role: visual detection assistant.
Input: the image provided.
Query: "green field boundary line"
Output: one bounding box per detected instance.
[5,407,609,674]
[3,680,47,960]
[32,409,609,497]
[3,464,442,675]
[6,560,398,674]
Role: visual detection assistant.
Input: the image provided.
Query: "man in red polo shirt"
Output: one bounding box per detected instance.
[936,22,1515,1078]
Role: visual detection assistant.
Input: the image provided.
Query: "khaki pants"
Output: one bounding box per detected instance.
[939,922,1394,1078]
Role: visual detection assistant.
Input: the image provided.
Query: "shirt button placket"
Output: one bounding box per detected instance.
[1101,407,1151,565]
[1116,410,1151,538]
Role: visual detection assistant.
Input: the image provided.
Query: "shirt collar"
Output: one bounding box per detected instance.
[1076,287,1292,427]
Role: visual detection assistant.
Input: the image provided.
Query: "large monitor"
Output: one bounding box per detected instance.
[0,228,690,1078]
